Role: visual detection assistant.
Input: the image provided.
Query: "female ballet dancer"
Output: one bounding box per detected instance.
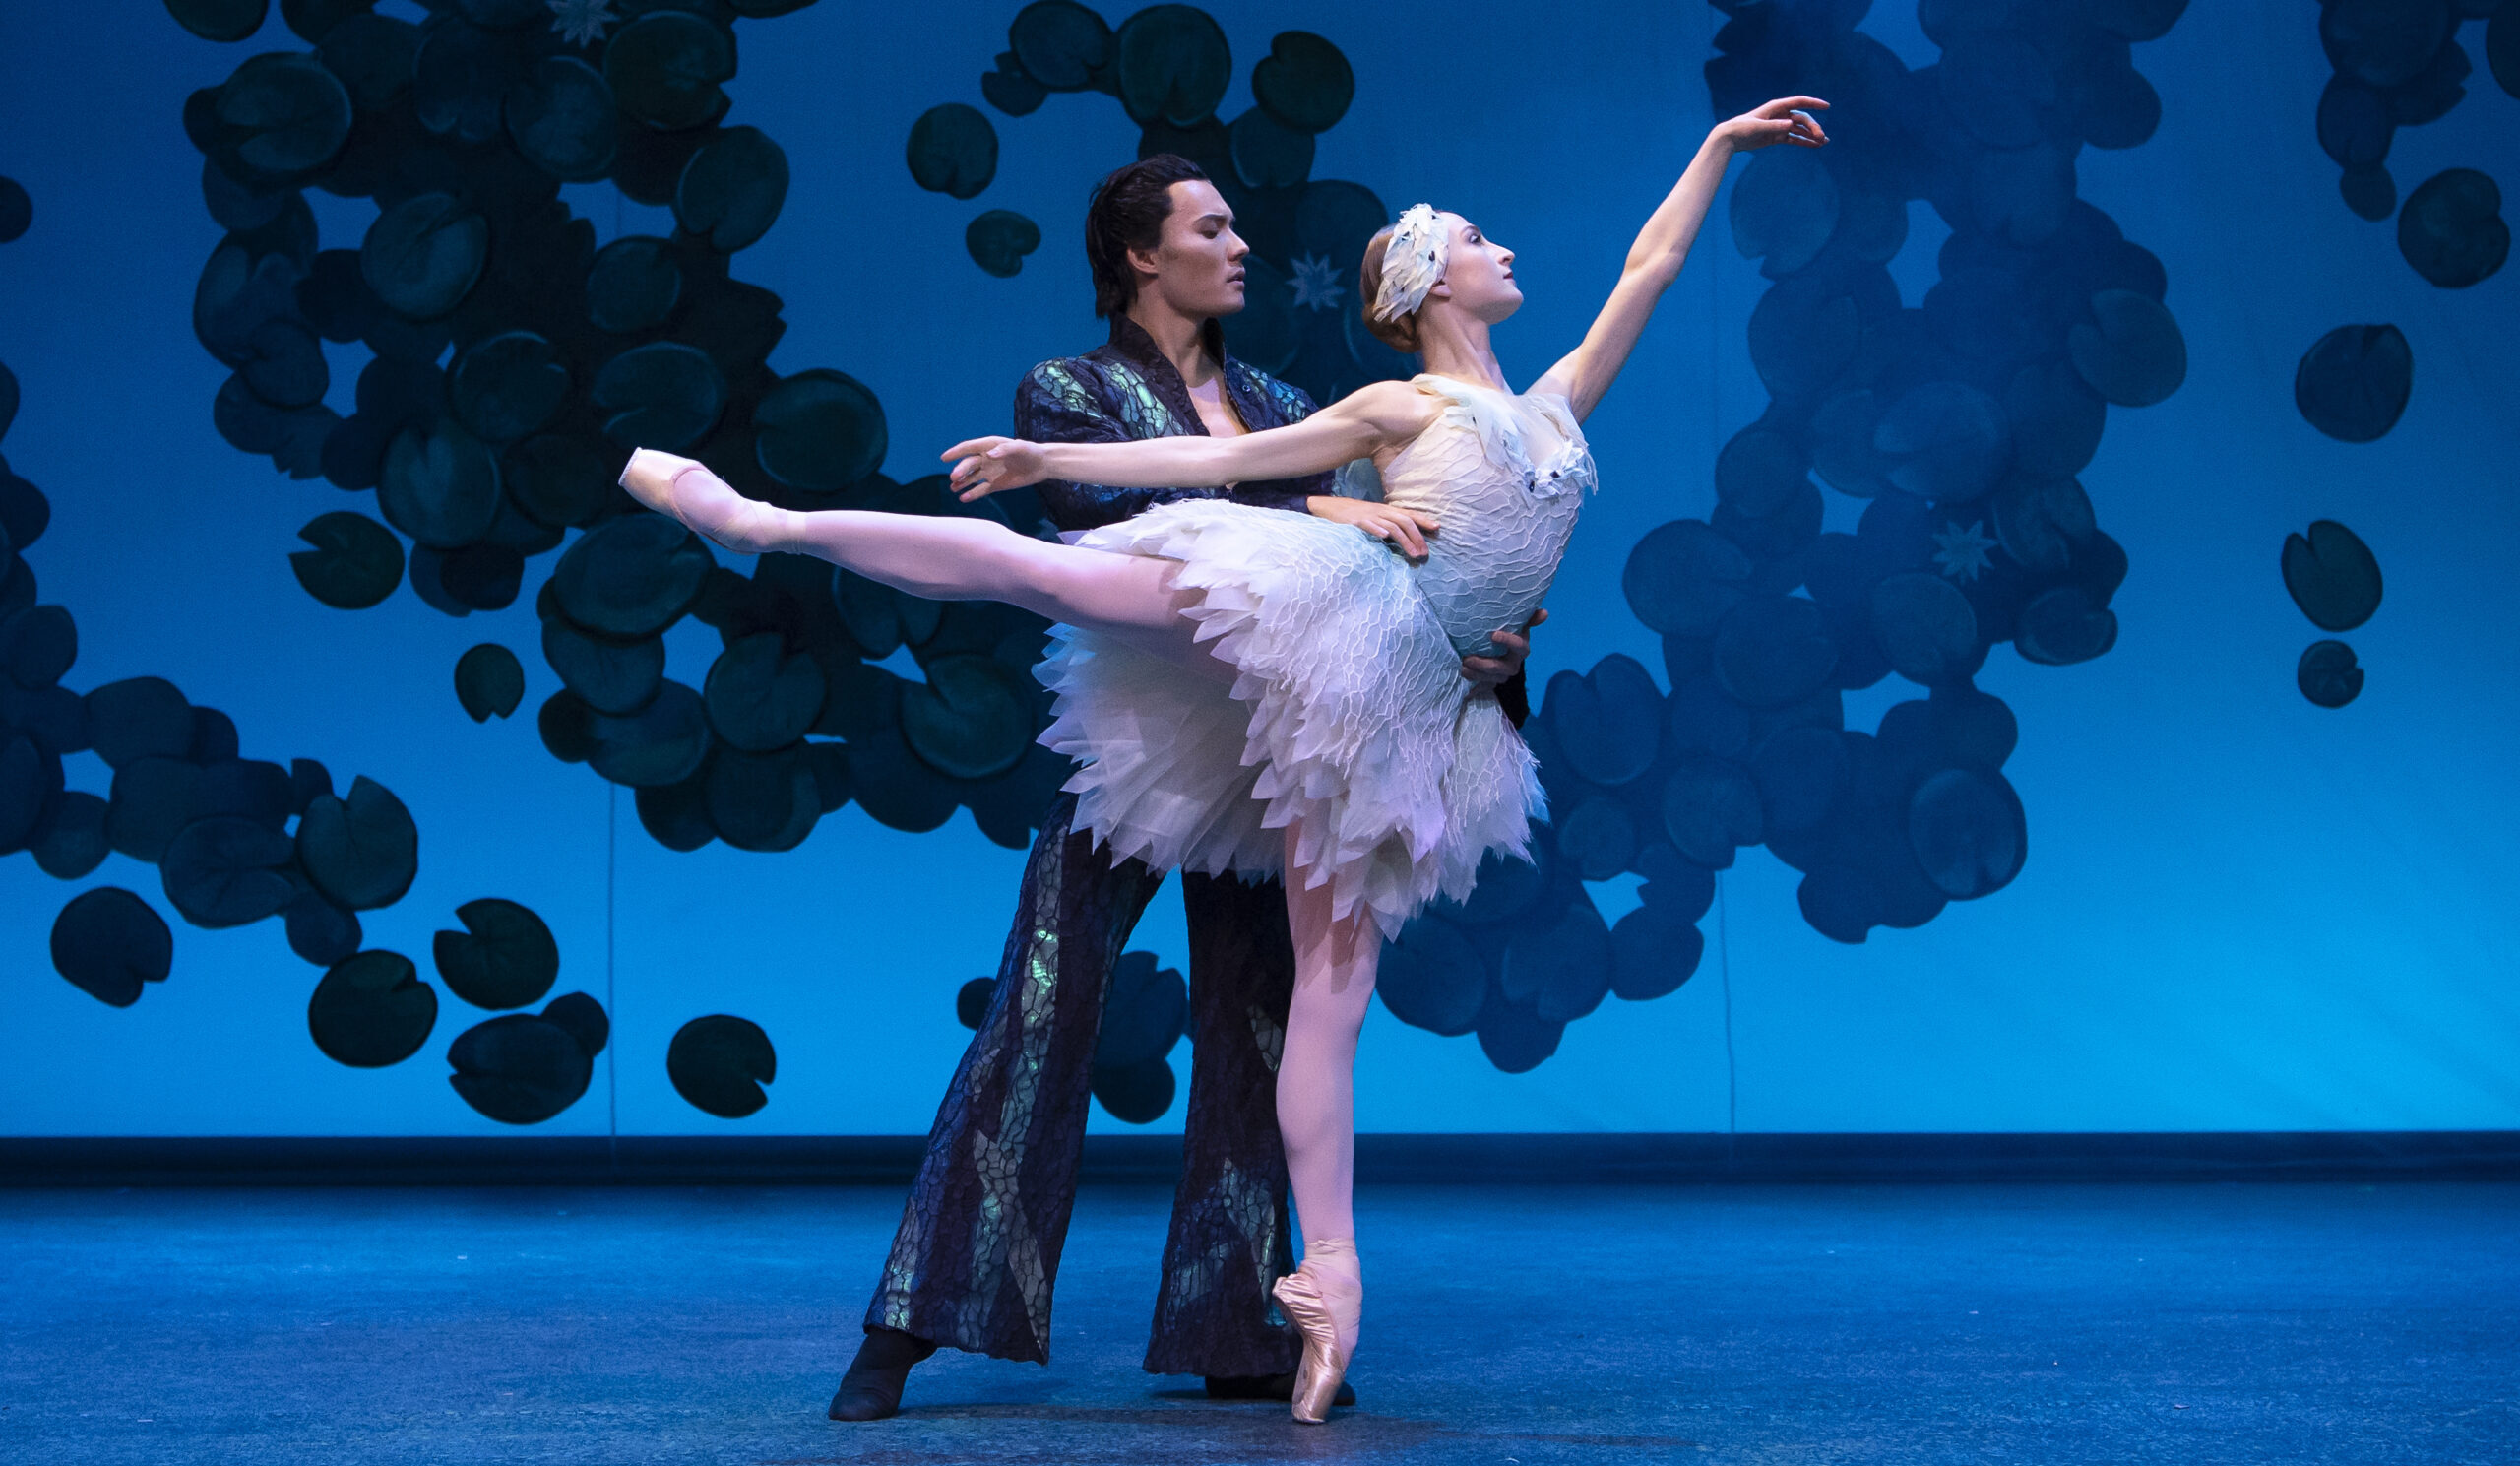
[621,96,1827,1422]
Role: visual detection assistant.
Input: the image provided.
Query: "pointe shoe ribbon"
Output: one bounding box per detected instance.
[1271,1238,1361,1425]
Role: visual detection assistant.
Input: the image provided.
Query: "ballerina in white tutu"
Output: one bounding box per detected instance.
[622,95,1827,1421]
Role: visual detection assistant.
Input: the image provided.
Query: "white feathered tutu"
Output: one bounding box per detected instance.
[1036,376,1593,938]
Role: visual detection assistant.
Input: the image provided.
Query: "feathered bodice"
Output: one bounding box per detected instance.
[1375,375,1596,658]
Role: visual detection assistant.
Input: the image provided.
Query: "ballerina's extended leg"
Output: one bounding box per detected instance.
[1269,822,1377,1424]
[619,449,1203,660]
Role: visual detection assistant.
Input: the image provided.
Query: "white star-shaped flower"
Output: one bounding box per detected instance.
[1932,520,1996,583]
[548,0,619,47]
[1289,253,1346,313]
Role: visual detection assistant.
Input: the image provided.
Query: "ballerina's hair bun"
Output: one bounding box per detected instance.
[1356,225,1422,353]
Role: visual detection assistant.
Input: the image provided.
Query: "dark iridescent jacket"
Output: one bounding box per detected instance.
[1012,315,1331,534]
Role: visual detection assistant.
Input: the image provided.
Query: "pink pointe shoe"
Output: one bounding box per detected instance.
[1271,1238,1361,1424]
[617,448,779,551]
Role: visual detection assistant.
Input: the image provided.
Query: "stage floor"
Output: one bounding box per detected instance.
[2,1180,2512,1464]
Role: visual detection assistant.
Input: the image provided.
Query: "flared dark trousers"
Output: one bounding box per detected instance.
[863,792,1303,1376]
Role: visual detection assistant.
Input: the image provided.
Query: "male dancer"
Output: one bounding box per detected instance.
[830,154,1535,1421]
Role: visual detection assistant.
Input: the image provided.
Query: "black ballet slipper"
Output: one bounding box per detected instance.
[828,1326,937,1421]
[1203,1371,1356,1406]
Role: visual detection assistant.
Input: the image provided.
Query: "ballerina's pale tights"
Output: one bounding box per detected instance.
[719,485,1375,1244]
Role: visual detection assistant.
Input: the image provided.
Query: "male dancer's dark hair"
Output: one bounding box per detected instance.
[1084,153,1212,318]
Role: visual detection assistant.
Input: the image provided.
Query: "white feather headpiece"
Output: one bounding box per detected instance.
[1371,203,1448,323]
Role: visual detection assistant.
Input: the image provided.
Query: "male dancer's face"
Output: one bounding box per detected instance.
[1128,179,1249,323]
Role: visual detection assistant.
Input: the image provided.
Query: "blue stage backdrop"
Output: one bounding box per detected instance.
[0,0,2513,1138]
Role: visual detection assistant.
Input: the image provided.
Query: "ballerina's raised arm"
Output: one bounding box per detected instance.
[1529,96,1829,422]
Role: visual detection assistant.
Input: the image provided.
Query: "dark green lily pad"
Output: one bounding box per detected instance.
[2298,639,2363,708]
[754,368,886,491]
[414,19,525,142]
[1501,895,1612,1025]
[1376,915,1486,1037]
[633,764,716,851]
[284,887,361,966]
[551,512,713,637]
[966,209,1041,277]
[982,53,1049,116]
[1870,572,1982,685]
[1875,380,2008,502]
[1250,30,1352,132]
[1542,656,1662,788]
[2296,324,2412,443]
[667,1013,776,1117]
[2068,288,2186,407]
[1090,1054,1175,1123]
[1228,107,1311,191]
[1749,723,1849,834]
[433,896,559,1010]
[906,103,998,199]
[900,655,1030,779]
[1091,950,1184,1069]
[2282,520,2382,632]
[1797,863,1880,944]
[1608,901,1702,1002]
[1730,145,1840,278]
[0,178,25,245]
[592,341,725,450]
[1010,0,1110,88]
[1908,767,2026,900]
[605,11,735,130]
[32,791,110,880]
[0,361,19,440]
[504,435,615,528]
[676,125,788,252]
[379,420,502,548]
[307,949,437,1066]
[956,975,996,1029]
[159,815,297,928]
[454,642,525,722]
[361,192,488,319]
[538,689,598,763]
[52,887,174,1008]
[2322,0,2453,89]
[1713,596,1837,710]
[1476,1000,1564,1074]
[589,678,712,787]
[450,331,569,443]
[1623,520,1752,638]
[1661,755,1764,869]
[1114,5,1229,127]
[1292,177,1387,277]
[216,52,352,178]
[508,55,617,181]
[447,1011,592,1124]
[586,236,682,334]
[166,0,269,43]
[297,774,418,911]
[1,605,76,688]
[315,14,419,108]
[705,744,821,851]
[2399,167,2508,287]
[2495,2,2520,99]
[1748,277,1861,400]
[705,632,826,752]
[439,542,524,611]
[86,678,195,769]
[541,619,663,714]
[542,990,608,1055]
[1555,797,1637,882]
[2013,585,2118,665]
[0,733,60,854]
[846,720,958,832]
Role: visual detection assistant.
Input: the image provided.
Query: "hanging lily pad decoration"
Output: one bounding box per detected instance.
[2281,520,2383,632]
[159,815,298,928]
[1113,5,1230,128]
[297,774,419,911]
[753,368,886,492]
[379,420,502,547]
[433,896,560,1010]
[966,209,1041,278]
[704,632,825,752]
[0,177,27,246]
[2399,167,2509,288]
[605,10,735,130]
[361,192,488,320]
[1010,0,1111,88]
[165,0,270,44]
[675,126,789,252]
[51,887,175,1008]
[550,513,713,638]
[586,236,683,334]
[907,103,999,199]
[2295,324,2412,443]
[1251,32,1353,133]
[900,655,1031,779]
[284,887,361,966]
[2298,639,2364,708]
[507,55,618,182]
[215,52,353,180]
[450,331,570,444]
[667,1013,776,1117]
[446,1005,596,1124]
[307,949,438,1067]
[454,642,525,722]
[592,341,725,450]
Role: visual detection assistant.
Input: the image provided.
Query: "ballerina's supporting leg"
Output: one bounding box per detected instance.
[619,450,1216,669]
[1269,822,1375,1424]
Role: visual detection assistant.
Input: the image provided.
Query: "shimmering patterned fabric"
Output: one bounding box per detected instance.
[867,793,1165,1363]
[1039,376,1588,936]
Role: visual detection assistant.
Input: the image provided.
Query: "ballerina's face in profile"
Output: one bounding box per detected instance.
[1419,213,1521,325]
